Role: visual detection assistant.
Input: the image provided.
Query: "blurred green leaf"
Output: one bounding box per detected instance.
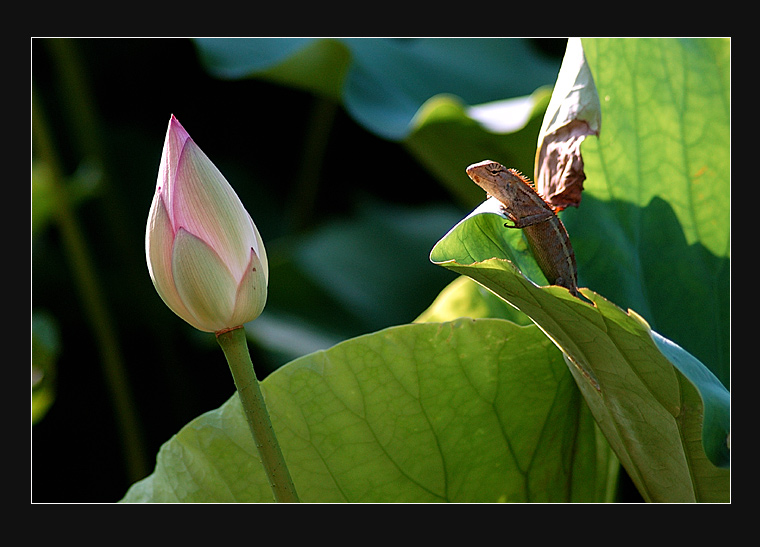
[194,38,351,99]
[195,37,561,220]
[405,88,552,206]
[123,318,615,502]
[32,159,102,238]
[194,38,560,141]
[429,209,729,502]
[250,201,464,363]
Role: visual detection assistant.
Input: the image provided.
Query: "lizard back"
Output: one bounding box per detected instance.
[466,160,580,297]
[522,216,578,296]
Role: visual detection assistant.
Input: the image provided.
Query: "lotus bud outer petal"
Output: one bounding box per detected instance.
[156,117,190,223]
[228,247,268,328]
[146,191,200,328]
[250,213,269,286]
[173,138,256,281]
[170,228,240,333]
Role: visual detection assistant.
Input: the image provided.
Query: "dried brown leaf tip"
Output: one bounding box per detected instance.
[535,119,597,211]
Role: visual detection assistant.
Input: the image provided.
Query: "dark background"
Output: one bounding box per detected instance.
[34,38,608,503]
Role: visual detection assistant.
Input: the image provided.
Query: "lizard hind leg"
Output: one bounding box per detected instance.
[556,278,591,303]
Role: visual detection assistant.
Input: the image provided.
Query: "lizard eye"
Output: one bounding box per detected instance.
[485,162,505,175]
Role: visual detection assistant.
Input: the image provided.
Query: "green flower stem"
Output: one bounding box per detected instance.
[216,327,299,503]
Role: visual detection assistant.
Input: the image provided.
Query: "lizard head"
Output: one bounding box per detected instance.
[466,160,507,182]
[466,160,533,189]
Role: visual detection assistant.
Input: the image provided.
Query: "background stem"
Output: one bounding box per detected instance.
[216,327,299,502]
[32,86,149,482]
[287,95,337,233]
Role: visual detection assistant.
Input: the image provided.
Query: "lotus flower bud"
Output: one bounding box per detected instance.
[146,115,268,333]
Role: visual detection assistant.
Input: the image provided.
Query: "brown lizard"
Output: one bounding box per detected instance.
[466,159,580,297]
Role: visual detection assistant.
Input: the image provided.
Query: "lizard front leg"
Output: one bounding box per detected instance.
[503,209,555,229]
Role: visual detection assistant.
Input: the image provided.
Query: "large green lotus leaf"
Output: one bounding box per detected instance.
[562,38,730,387]
[122,318,616,502]
[429,210,730,502]
[194,38,560,141]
